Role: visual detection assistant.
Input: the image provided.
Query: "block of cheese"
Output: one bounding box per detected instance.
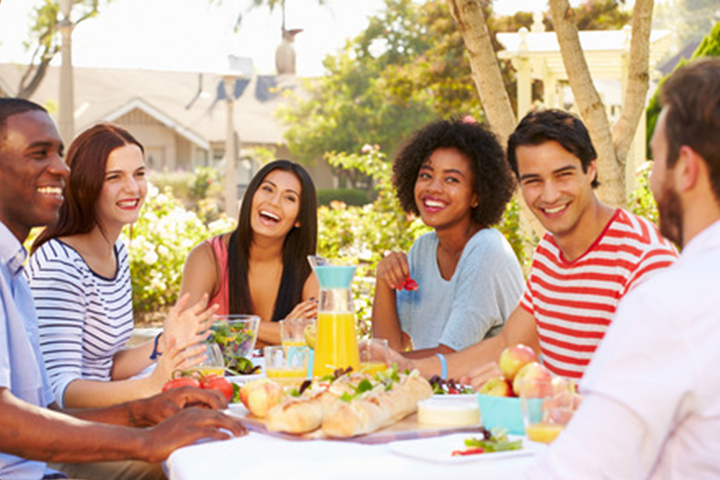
[417,397,480,427]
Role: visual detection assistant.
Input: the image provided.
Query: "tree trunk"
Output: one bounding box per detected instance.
[549,0,624,206]
[445,0,516,145]
[548,0,654,207]
[447,0,546,243]
[612,0,654,163]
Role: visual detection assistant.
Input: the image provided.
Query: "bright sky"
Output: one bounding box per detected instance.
[0,0,593,77]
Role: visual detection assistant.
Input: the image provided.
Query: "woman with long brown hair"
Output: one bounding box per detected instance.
[28,123,215,408]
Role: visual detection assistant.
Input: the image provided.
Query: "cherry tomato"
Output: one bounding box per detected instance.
[162,376,200,392]
[199,374,234,401]
[451,447,485,456]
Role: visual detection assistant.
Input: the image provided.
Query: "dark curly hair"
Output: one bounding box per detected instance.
[507,109,599,188]
[392,118,515,227]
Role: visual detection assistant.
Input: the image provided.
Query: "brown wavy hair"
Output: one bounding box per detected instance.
[31,123,143,254]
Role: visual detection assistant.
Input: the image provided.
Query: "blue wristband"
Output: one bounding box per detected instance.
[150,333,163,360]
[435,353,448,380]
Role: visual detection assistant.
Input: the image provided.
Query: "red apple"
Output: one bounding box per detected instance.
[512,362,552,398]
[478,377,513,397]
[499,344,538,382]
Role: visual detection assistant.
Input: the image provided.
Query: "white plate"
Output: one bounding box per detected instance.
[227,372,265,384]
[387,433,544,464]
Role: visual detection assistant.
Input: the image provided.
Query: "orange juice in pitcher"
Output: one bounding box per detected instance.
[308,256,360,377]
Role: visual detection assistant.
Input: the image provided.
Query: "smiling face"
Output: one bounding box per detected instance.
[650,108,683,246]
[250,168,302,240]
[413,147,478,231]
[0,110,68,241]
[516,140,597,240]
[95,144,147,234]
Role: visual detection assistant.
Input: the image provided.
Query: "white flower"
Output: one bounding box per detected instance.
[143,250,159,265]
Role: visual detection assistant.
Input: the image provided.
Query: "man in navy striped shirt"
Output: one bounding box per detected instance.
[0,98,245,480]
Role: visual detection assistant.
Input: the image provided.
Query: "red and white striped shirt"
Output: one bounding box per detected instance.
[521,209,678,379]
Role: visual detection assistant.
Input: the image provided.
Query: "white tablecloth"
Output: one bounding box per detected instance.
[167,430,536,480]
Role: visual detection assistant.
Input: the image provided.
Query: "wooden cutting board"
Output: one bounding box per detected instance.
[226,404,485,444]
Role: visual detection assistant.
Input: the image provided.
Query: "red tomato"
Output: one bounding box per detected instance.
[451,447,485,456]
[199,374,234,401]
[162,376,200,392]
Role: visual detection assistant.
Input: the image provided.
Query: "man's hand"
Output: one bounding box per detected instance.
[143,408,247,463]
[460,361,503,392]
[130,386,229,427]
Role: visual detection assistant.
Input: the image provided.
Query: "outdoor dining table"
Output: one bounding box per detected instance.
[166,354,540,479]
[166,429,537,480]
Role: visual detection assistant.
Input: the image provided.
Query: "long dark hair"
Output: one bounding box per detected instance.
[227,159,317,321]
[31,123,144,254]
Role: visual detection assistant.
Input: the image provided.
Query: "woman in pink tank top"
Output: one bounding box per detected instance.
[180,160,319,346]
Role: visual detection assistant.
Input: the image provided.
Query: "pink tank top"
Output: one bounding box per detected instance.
[207,235,230,315]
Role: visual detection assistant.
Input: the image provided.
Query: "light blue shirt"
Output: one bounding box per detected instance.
[397,228,524,351]
[0,221,55,480]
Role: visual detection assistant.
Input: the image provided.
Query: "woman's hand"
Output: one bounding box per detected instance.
[285,298,318,320]
[149,338,207,390]
[160,294,217,353]
[376,252,410,290]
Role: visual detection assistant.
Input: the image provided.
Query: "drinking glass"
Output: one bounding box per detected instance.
[264,345,310,386]
[358,338,390,376]
[189,342,226,377]
[519,377,576,444]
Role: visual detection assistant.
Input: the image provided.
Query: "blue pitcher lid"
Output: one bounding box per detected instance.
[313,265,356,289]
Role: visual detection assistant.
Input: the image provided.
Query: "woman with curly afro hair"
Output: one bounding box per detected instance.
[371,118,523,357]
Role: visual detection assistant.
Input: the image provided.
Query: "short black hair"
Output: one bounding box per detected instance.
[392,118,515,227]
[507,109,599,188]
[0,98,47,148]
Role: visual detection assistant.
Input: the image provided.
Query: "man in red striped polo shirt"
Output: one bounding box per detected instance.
[408,109,677,384]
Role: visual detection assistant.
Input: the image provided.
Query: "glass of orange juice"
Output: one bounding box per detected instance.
[519,376,577,444]
[358,338,389,376]
[188,342,226,377]
[280,318,315,349]
[264,345,310,387]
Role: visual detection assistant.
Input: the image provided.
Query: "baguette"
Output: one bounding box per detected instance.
[321,373,432,438]
[265,372,368,433]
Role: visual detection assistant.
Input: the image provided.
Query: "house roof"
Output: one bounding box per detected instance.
[0,63,300,148]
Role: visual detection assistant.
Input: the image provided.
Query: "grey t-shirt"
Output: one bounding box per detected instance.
[397,228,523,351]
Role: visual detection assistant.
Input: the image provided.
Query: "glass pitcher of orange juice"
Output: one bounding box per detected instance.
[308,255,360,377]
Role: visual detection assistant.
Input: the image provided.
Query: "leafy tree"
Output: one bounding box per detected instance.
[646,21,720,153]
[16,0,110,99]
[278,0,438,183]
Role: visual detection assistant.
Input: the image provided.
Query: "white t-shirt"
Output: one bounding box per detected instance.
[523,219,720,479]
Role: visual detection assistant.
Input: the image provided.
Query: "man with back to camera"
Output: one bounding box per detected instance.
[398,108,678,386]
[0,97,246,480]
[523,55,720,480]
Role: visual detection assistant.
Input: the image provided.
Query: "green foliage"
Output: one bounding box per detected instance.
[647,22,720,152]
[19,1,110,99]
[627,161,658,224]
[317,188,372,206]
[126,184,233,316]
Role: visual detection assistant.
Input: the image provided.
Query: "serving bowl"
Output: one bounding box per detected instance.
[209,315,260,368]
[476,393,525,435]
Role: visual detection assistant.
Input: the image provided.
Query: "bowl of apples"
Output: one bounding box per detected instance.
[476,344,549,436]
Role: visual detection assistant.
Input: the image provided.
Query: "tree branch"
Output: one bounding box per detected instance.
[612,0,654,165]
[549,0,624,206]
[445,0,515,144]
